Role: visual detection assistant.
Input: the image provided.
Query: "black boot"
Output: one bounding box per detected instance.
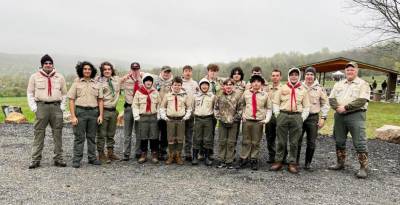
[192,149,199,165]
[235,158,248,169]
[204,149,213,166]
[304,148,315,170]
[250,159,259,171]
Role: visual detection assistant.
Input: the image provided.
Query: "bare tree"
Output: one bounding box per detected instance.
[351,0,400,44]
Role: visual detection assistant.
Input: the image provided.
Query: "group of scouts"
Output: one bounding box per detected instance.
[26,54,371,179]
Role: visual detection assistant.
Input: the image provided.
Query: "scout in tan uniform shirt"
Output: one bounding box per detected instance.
[181,65,199,161]
[297,67,329,170]
[132,75,161,164]
[271,67,310,174]
[264,69,287,164]
[191,79,216,166]
[121,62,145,161]
[214,78,243,169]
[96,62,122,163]
[328,61,371,179]
[237,75,272,171]
[159,77,192,165]
[245,66,269,91]
[68,61,104,168]
[27,54,67,169]
[154,66,174,160]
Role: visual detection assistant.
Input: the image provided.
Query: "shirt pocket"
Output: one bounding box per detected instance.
[91,85,99,97]
[36,79,46,89]
[351,88,360,98]
[310,91,319,104]
[76,84,84,97]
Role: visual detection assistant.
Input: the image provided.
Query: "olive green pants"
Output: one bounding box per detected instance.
[167,120,185,144]
[333,111,368,152]
[31,102,64,162]
[193,116,214,150]
[72,107,98,163]
[97,109,118,152]
[240,120,264,160]
[276,112,303,164]
[218,121,238,163]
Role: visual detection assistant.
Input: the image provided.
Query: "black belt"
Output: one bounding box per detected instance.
[104,107,116,111]
[309,113,319,116]
[342,109,366,115]
[168,116,184,120]
[281,111,301,115]
[76,106,98,110]
[246,119,261,122]
[124,102,132,108]
[37,101,61,104]
[194,114,213,119]
[140,113,157,117]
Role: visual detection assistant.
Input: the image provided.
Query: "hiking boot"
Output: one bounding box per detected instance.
[216,161,226,168]
[288,163,299,174]
[165,153,175,165]
[107,148,120,161]
[28,161,40,169]
[97,151,108,163]
[72,161,80,168]
[122,155,130,161]
[54,160,67,167]
[329,149,346,170]
[356,152,369,179]
[88,159,102,166]
[175,152,184,165]
[235,158,248,169]
[138,152,147,164]
[270,162,283,171]
[204,149,213,166]
[192,149,199,165]
[151,152,159,164]
[250,159,259,171]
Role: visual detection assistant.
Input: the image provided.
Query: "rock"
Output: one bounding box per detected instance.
[5,112,27,124]
[376,125,400,144]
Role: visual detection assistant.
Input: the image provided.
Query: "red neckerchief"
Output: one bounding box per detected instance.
[286,81,302,112]
[39,70,56,96]
[251,90,259,119]
[129,73,140,96]
[138,86,155,112]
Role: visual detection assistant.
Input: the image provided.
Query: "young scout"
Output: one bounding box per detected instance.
[27,54,67,169]
[181,65,199,161]
[159,77,192,165]
[237,75,272,170]
[154,66,174,160]
[96,62,121,163]
[191,79,216,166]
[230,67,246,149]
[214,79,242,169]
[132,75,161,164]
[122,62,145,161]
[68,61,104,168]
[297,67,329,170]
[265,69,287,164]
[270,67,310,174]
[245,66,269,91]
[328,62,371,179]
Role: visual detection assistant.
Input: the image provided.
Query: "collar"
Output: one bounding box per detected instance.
[172,89,186,96]
[39,69,56,77]
[159,73,173,82]
[345,77,361,84]
[302,80,318,89]
[80,78,95,82]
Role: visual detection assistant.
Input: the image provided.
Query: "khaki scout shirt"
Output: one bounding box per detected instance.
[242,89,272,120]
[182,78,199,96]
[161,90,192,117]
[233,80,246,95]
[27,70,67,102]
[193,92,215,117]
[303,81,329,116]
[214,91,242,124]
[132,87,161,115]
[67,78,103,107]
[329,77,370,110]
[97,76,120,108]
[122,73,143,104]
[267,83,282,102]
[273,82,310,112]
[155,74,173,100]
[203,76,224,96]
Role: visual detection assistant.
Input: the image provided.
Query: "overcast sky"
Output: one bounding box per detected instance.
[0,0,368,66]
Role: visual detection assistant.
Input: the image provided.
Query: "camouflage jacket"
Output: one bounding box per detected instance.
[213,90,242,124]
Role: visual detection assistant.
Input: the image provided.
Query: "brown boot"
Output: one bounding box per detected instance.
[270,162,283,171]
[138,152,147,164]
[165,152,175,165]
[107,148,120,161]
[151,152,159,164]
[97,151,108,163]
[356,152,368,179]
[288,164,299,174]
[175,151,184,165]
[328,149,346,170]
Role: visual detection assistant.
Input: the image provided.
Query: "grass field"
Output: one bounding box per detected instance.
[1,96,399,139]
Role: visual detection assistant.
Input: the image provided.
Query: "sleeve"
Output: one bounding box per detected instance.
[272,89,281,115]
[97,84,104,99]
[359,81,371,100]
[27,75,37,112]
[301,90,310,121]
[344,98,368,111]
[320,87,329,118]
[328,83,339,109]
[159,94,168,120]
[213,96,220,120]
[67,82,77,100]
[131,93,140,118]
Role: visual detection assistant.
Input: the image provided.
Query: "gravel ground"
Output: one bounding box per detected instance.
[0,123,399,205]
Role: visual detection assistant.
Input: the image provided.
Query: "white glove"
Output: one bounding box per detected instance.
[261,110,272,124]
[133,114,140,121]
[132,108,140,121]
[301,107,310,121]
[159,108,168,121]
[157,112,161,120]
[27,93,37,112]
[60,96,67,112]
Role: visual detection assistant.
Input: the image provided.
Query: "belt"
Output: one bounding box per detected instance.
[194,114,213,119]
[342,109,366,115]
[37,101,61,104]
[281,111,301,115]
[246,119,261,122]
[140,113,157,117]
[76,106,98,110]
[124,102,132,108]
[168,116,184,120]
[104,107,116,111]
[308,113,319,116]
